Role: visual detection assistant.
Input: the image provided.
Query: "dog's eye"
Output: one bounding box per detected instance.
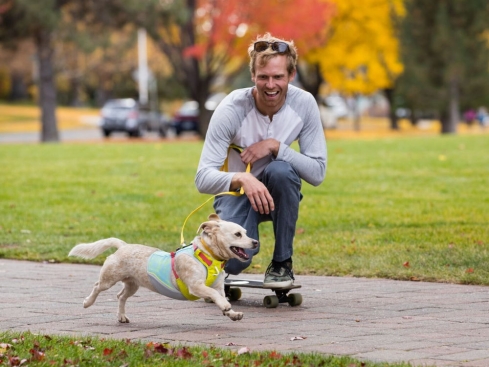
[235,232,242,238]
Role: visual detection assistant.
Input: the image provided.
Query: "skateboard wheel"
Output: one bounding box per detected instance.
[287,293,302,307]
[227,287,242,301]
[263,295,279,308]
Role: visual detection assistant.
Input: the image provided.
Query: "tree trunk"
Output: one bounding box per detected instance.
[441,78,459,134]
[296,62,323,101]
[350,95,361,131]
[35,28,59,143]
[384,87,399,130]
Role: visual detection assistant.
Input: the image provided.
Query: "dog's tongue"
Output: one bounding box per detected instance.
[233,246,249,259]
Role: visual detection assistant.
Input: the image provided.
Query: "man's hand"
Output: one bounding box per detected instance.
[240,139,279,165]
[231,172,274,214]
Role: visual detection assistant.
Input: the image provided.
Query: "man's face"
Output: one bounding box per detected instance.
[252,55,296,118]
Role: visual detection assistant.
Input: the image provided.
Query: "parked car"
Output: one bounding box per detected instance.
[170,93,227,136]
[171,100,200,136]
[100,98,148,138]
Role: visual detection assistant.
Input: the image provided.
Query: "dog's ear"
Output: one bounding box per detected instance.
[197,220,218,234]
[208,213,220,221]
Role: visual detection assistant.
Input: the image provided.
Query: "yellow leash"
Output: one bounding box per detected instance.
[180,144,250,246]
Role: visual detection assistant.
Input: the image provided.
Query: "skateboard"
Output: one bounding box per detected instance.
[224,279,302,308]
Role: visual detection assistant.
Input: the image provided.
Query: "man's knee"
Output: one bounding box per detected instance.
[263,161,301,192]
[224,258,252,275]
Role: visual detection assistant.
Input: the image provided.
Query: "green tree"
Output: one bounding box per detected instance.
[0,0,70,142]
[398,0,489,133]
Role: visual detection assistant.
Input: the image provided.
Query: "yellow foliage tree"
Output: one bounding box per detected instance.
[305,0,405,129]
[307,0,404,95]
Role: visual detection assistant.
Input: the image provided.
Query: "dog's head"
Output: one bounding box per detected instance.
[196,214,259,262]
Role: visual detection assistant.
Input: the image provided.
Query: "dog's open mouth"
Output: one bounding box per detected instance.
[231,246,249,260]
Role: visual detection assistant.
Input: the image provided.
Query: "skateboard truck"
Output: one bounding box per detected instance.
[224,279,302,308]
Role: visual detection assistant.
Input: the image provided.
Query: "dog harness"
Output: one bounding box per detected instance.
[147,243,225,301]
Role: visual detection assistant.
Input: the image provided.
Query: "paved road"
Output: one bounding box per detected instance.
[2,259,489,366]
[0,128,172,144]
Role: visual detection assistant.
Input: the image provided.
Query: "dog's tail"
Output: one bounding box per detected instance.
[68,238,127,259]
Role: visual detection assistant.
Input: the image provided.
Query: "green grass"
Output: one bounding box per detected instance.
[0,135,488,285]
[0,331,416,367]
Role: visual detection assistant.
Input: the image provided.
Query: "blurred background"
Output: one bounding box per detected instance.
[1,0,488,142]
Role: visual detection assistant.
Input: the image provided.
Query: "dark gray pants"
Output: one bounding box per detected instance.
[213,161,302,275]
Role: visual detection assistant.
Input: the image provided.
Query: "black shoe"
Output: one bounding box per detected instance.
[263,260,294,288]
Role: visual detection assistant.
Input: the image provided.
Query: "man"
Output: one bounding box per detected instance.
[195,33,327,288]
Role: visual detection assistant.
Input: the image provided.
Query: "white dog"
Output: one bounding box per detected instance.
[69,214,259,323]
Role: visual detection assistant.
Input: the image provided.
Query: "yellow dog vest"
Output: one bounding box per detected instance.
[147,244,225,301]
[173,244,225,300]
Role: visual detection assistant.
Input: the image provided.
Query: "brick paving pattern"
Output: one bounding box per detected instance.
[1,259,489,366]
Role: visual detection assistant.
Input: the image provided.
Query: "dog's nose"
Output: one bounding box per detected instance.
[252,240,259,249]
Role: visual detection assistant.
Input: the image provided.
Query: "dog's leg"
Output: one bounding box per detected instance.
[83,262,119,308]
[187,283,243,321]
[116,280,139,323]
[83,280,116,308]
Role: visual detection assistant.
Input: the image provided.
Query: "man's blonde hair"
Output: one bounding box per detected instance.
[248,33,298,76]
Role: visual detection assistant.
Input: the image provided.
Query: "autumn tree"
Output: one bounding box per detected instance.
[397,0,489,133]
[115,0,333,137]
[303,0,405,130]
[0,0,334,139]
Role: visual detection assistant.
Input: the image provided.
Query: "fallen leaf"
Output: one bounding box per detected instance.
[403,261,410,268]
[103,348,113,356]
[8,356,20,366]
[153,343,170,354]
[410,276,420,281]
[269,351,282,359]
[252,264,261,269]
[237,347,250,355]
[175,347,192,359]
[466,268,474,273]
[0,343,12,352]
[290,336,307,341]
[29,348,45,361]
[296,228,305,235]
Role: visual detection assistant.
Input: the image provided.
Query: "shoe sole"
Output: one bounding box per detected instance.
[263,280,293,289]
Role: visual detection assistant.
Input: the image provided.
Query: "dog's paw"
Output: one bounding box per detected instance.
[118,315,130,323]
[224,309,243,321]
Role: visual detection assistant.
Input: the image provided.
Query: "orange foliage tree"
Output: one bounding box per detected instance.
[145,0,334,136]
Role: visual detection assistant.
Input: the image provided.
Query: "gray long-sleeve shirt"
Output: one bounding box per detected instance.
[195,84,327,194]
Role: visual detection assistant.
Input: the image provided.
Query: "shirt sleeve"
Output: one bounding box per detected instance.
[275,91,327,186]
[195,100,240,194]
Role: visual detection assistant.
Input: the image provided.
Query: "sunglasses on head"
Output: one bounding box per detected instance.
[253,41,290,53]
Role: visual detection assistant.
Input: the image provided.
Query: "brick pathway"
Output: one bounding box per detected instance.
[1,259,489,366]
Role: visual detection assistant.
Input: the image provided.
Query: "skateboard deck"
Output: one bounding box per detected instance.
[224,279,302,308]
